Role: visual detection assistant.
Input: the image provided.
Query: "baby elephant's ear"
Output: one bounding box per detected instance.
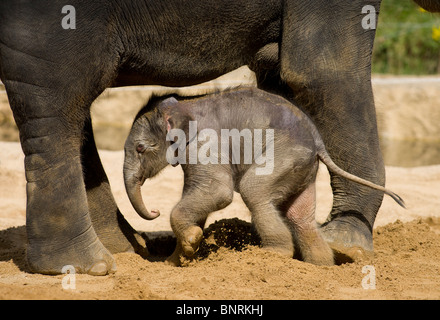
[161,96,179,106]
[166,108,194,137]
[160,98,193,135]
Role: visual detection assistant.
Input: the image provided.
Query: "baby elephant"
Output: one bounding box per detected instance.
[124,87,405,266]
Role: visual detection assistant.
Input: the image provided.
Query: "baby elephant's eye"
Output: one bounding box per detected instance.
[136,142,158,153]
[136,143,146,154]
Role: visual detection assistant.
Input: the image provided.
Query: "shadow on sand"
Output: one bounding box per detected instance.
[0,218,263,272]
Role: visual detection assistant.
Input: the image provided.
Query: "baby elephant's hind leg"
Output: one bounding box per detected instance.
[249,201,295,257]
[286,182,334,265]
[240,183,294,257]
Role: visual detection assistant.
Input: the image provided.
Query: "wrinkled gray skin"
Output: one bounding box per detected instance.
[0,0,434,275]
[124,88,405,266]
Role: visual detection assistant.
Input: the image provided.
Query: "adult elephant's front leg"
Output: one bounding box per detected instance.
[6,83,116,275]
[81,118,148,256]
[280,0,384,261]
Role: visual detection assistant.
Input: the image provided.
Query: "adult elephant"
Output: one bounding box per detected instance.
[0,0,435,275]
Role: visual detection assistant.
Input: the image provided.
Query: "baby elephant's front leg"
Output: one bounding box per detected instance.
[166,168,234,266]
[166,206,204,266]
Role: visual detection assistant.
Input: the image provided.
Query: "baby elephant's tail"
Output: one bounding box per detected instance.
[317,149,406,209]
[305,117,406,208]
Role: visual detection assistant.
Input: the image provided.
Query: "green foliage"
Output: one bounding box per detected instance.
[373,0,440,74]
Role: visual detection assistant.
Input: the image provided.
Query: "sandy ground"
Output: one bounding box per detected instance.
[1,141,440,300]
[1,71,440,300]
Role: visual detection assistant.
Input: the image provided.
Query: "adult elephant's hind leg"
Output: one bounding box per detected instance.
[6,82,116,275]
[81,118,149,257]
[280,0,384,262]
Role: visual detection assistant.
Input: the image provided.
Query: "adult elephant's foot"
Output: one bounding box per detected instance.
[26,226,116,276]
[320,213,374,264]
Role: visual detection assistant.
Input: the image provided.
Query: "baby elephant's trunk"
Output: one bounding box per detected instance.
[123,165,160,220]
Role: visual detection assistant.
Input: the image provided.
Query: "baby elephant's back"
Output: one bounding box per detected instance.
[188,87,319,164]
[198,88,317,134]
[250,90,319,174]
[238,89,318,158]
[204,88,318,171]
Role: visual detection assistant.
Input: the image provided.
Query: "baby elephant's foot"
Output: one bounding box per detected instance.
[301,240,334,266]
[165,226,203,267]
[262,245,294,259]
[165,247,182,267]
[181,226,204,257]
